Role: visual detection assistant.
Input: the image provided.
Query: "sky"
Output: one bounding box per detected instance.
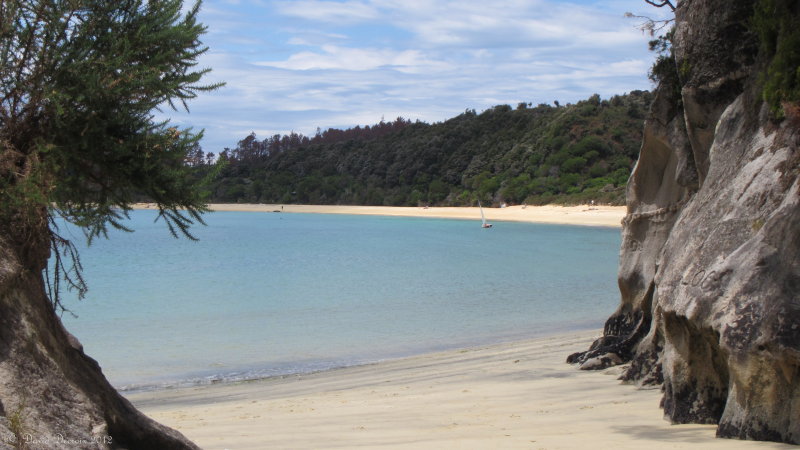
[161,0,671,154]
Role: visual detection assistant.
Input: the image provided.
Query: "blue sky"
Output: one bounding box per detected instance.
[163,0,670,153]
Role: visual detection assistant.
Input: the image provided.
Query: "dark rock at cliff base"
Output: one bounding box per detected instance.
[569,0,799,444]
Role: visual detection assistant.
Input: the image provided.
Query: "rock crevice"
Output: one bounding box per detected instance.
[570,0,799,444]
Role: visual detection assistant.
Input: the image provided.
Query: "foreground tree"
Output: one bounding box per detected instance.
[0,0,220,447]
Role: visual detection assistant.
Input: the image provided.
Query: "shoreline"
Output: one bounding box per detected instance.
[116,319,607,394]
[128,331,787,449]
[117,320,606,395]
[134,203,626,228]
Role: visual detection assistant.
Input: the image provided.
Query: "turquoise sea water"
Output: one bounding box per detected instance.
[59,210,621,391]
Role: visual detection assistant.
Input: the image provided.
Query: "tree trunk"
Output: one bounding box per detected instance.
[0,209,198,449]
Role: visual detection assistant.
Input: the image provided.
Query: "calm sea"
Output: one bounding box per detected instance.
[58,210,621,391]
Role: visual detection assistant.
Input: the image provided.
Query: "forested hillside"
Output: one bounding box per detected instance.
[196,91,652,206]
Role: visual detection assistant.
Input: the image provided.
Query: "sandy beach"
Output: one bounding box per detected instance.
[213,203,626,228]
[134,203,626,228]
[126,204,786,449]
[128,330,790,449]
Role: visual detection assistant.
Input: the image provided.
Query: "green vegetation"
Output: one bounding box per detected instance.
[198,91,651,207]
[647,28,681,106]
[8,398,27,450]
[0,0,221,311]
[752,0,800,119]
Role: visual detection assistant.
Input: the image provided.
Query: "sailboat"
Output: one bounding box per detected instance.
[478,201,493,228]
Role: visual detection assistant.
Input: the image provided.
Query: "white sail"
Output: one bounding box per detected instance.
[478,201,492,228]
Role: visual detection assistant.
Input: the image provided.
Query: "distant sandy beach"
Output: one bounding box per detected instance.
[129,331,788,449]
[127,204,784,449]
[134,203,626,228]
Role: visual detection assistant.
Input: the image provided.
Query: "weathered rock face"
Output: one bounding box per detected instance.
[569,0,799,444]
[0,221,198,449]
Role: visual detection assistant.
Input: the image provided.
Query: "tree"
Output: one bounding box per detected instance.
[625,1,679,104]
[0,0,221,447]
[624,0,675,36]
[1,0,222,252]
[753,0,800,119]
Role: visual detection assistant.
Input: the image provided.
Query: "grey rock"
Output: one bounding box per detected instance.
[569,0,799,444]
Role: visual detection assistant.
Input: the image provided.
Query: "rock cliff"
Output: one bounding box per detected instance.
[569,0,799,444]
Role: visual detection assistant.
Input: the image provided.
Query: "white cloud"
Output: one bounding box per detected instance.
[274,0,378,23]
[283,30,349,48]
[255,45,440,72]
[163,0,661,152]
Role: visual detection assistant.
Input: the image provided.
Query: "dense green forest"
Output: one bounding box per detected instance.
[192,90,652,206]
